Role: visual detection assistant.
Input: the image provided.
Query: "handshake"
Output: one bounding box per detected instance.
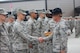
[38,37,44,43]
[29,31,53,48]
[38,31,52,43]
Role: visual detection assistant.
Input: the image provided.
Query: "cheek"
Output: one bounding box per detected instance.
[43,15,45,17]
[20,15,22,18]
[33,14,36,17]
[41,14,43,16]
[34,14,36,17]
[2,17,6,20]
[53,18,56,20]
[35,14,37,17]
[23,17,25,19]
[22,16,25,19]
[12,19,14,21]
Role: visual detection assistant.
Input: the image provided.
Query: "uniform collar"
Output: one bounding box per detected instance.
[0,23,2,25]
[16,19,23,23]
[29,17,36,22]
[0,22,5,26]
[51,18,63,23]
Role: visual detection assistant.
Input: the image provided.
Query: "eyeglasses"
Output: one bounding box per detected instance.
[35,13,37,14]
[59,15,62,17]
[58,14,62,17]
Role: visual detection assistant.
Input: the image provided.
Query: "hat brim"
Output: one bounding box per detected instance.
[29,10,37,14]
[39,12,46,14]
[22,12,27,15]
[46,12,52,14]
[1,12,8,15]
[21,12,27,15]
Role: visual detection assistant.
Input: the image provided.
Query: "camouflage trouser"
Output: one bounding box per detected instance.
[14,49,28,53]
[1,50,9,53]
[53,42,67,53]
[0,44,9,53]
[44,40,53,53]
[38,39,53,53]
[38,42,45,53]
[75,27,80,37]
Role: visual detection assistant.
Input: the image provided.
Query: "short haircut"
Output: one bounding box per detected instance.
[52,8,62,16]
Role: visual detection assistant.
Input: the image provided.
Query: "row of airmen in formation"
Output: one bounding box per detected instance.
[0,8,80,53]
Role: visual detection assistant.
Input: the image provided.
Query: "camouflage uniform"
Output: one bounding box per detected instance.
[37,17,53,53]
[0,23,10,53]
[44,18,71,53]
[13,19,39,53]
[6,22,14,53]
[26,17,40,53]
[12,20,28,53]
[37,17,49,36]
[65,19,71,30]
[62,18,72,35]
[74,18,80,37]
[68,18,74,33]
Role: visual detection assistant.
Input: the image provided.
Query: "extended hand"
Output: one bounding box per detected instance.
[38,37,44,43]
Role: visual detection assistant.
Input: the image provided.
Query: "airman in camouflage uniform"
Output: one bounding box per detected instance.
[42,8,71,53]
[47,19,71,53]
[0,8,10,53]
[68,18,74,33]
[12,9,38,53]
[74,18,80,37]
[5,15,15,53]
[25,9,40,53]
[37,10,53,53]
[12,9,28,53]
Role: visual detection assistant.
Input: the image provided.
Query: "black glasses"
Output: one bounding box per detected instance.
[59,15,62,17]
[58,14,62,17]
[35,13,37,14]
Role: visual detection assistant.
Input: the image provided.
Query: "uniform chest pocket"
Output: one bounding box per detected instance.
[17,25,24,32]
[50,24,56,28]
[32,23,37,29]
[42,23,46,26]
